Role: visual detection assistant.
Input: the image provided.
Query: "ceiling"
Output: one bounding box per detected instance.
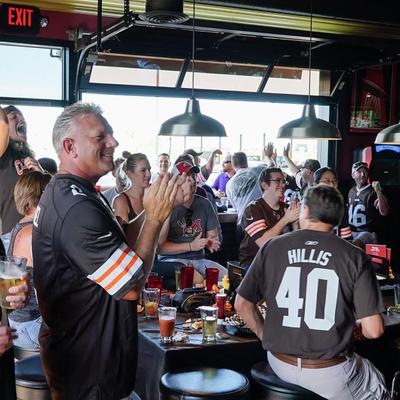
[14,1,399,79]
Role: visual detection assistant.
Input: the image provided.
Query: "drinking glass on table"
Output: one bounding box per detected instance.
[159,307,177,344]
[0,256,27,310]
[144,288,160,319]
[147,273,163,292]
[180,265,194,289]
[205,267,219,291]
[199,306,218,342]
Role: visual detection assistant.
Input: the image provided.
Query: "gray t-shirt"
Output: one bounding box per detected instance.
[160,195,219,260]
[226,165,266,224]
[238,229,384,359]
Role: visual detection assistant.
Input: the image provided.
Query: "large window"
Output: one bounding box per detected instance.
[0,43,65,100]
[82,93,329,185]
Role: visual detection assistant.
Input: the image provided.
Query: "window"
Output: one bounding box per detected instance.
[0,43,64,100]
[181,60,266,91]
[81,93,328,186]
[89,53,184,87]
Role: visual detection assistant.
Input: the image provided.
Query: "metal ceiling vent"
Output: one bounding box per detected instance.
[139,0,189,24]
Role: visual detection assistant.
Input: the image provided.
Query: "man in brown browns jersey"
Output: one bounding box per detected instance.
[347,161,389,245]
[235,185,389,399]
[239,167,300,268]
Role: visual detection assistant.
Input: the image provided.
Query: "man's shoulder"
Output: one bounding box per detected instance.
[41,175,101,217]
[194,194,213,209]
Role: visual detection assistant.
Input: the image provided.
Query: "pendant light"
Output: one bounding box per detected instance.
[158,0,226,137]
[374,122,400,144]
[277,1,341,140]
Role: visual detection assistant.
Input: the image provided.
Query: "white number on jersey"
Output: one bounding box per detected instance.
[348,203,367,227]
[275,267,339,331]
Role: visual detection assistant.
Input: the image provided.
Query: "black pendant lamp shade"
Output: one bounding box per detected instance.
[278,104,341,140]
[158,0,226,138]
[277,0,341,141]
[159,97,226,137]
[139,0,189,24]
[374,122,400,144]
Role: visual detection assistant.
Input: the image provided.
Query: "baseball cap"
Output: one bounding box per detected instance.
[301,159,321,172]
[352,161,369,173]
[183,148,203,158]
[171,159,200,176]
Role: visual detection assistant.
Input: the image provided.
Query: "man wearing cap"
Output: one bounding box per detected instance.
[282,143,321,198]
[0,106,43,252]
[158,155,227,280]
[183,148,222,183]
[348,161,389,244]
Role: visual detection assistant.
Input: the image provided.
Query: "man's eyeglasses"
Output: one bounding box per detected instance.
[223,161,231,165]
[267,179,285,185]
[185,209,193,226]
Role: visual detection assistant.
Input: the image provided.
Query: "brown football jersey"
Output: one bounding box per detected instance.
[239,198,287,266]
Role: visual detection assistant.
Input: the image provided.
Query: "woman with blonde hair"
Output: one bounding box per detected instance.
[7,171,51,349]
[112,151,151,224]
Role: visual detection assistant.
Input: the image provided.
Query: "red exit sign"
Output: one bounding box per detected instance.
[0,3,41,34]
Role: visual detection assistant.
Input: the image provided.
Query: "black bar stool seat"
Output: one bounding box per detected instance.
[160,367,250,400]
[15,355,51,400]
[251,361,324,399]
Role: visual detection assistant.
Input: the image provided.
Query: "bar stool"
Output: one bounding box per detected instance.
[160,367,250,400]
[251,361,324,399]
[15,355,51,400]
[13,345,40,361]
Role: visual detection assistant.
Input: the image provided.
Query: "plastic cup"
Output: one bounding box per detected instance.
[159,307,177,344]
[216,293,227,320]
[205,267,219,291]
[181,265,194,289]
[0,256,27,310]
[394,284,400,306]
[144,288,160,318]
[199,306,218,342]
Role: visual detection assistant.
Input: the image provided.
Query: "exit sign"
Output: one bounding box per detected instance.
[0,3,41,34]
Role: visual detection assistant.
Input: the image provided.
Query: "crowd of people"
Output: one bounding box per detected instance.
[0,103,396,399]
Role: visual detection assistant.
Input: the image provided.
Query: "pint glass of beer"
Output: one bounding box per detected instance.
[0,256,27,310]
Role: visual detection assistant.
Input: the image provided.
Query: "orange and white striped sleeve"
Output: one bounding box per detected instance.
[242,203,269,240]
[87,242,143,296]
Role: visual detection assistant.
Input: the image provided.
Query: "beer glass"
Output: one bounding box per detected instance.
[199,306,218,342]
[0,256,27,310]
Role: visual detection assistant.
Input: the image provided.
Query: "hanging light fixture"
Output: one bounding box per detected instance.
[277,1,341,140]
[158,0,226,137]
[374,122,400,144]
